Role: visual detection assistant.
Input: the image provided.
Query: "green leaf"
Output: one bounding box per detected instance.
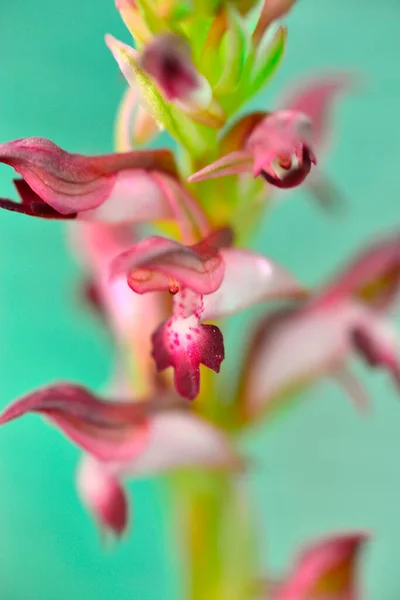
[214,7,250,97]
[249,24,286,96]
[135,0,168,34]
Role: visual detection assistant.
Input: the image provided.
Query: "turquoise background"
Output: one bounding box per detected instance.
[0,1,400,598]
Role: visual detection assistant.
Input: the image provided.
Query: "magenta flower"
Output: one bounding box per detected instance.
[0,382,241,534]
[188,75,351,193]
[0,137,206,226]
[110,228,304,400]
[242,232,400,419]
[273,531,368,599]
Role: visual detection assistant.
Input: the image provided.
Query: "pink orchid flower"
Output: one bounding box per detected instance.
[188,75,351,195]
[109,227,304,400]
[242,232,400,419]
[0,382,242,535]
[273,531,368,599]
[0,137,206,230]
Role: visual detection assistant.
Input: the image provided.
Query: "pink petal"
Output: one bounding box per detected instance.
[202,248,305,320]
[77,170,174,223]
[187,151,253,183]
[0,382,152,462]
[108,410,241,477]
[77,454,129,537]
[315,233,400,311]
[109,230,228,295]
[0,137,177,215]
[274,532,368,600]
[140,33,211,108]
[243,302,362,418]
[280,73,355,152]
[152,316,224,400]
[247,110,317,186]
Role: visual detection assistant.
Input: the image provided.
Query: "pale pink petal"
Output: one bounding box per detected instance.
[77,169,174,223]
[315,233,400,311]
[109,231,226,295]
[274,532,368,600]
[243,302,362,418]
[280,73,355,152]
[244,296,399,417]
[187,151,253,183]
[77,454,129,537]
[108,410,241,477]
[0,382,152,462]
[202,247,305,320]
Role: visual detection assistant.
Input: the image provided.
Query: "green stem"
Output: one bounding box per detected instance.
[168,470,258,600]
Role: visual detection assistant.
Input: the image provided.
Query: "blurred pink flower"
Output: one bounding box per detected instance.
[0,382,242,532]
[189,75,351,201]
[272,531,368,600]
[242,232,400,419]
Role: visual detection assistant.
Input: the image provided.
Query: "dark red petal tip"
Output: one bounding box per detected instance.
[151,319,225,400]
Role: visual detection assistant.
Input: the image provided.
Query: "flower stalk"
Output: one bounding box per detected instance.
[0,0,376,598]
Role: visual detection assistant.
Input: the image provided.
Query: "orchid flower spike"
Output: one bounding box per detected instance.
[110,227,305,400]
[273,531,368,599]
[189,74,352,195]
[0,137,207,235]
[241,232,400,419]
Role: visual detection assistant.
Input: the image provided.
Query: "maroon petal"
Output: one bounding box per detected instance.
[0,180,77,219]
[0,382,154,462]
[350,322,400,389]
[152,319,224,400]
